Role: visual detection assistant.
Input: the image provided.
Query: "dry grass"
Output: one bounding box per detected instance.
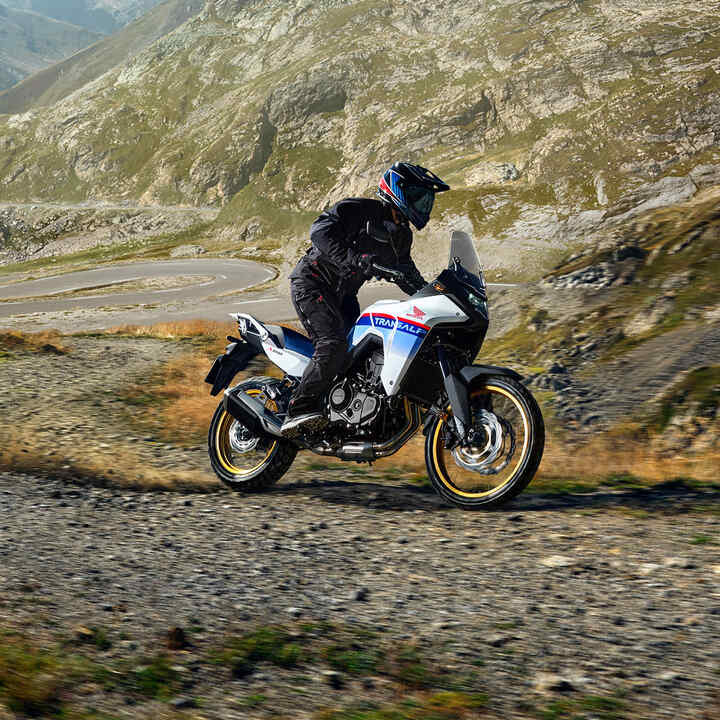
[103,318,233,342]
[0,427,217,492]
[0,329,71,354]
[537,425,720,487]
[122,351,225,445]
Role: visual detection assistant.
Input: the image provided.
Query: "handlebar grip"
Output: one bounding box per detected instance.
[371,263,404,280]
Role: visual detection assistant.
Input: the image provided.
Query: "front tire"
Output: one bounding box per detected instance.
[425,376,544,509]
[208,380,296,492]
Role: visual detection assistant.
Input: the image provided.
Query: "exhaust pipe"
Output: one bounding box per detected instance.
[223,387,283,438]
[312,400,422,461]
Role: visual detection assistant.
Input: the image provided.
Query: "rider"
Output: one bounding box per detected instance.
[280,161,450,437]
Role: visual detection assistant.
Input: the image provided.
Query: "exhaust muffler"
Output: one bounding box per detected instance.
[223,387,283,438]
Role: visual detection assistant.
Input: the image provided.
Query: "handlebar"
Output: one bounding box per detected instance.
[371,262,405,281]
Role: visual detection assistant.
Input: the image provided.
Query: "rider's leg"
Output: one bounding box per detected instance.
[340,293,361,336]
[282,281,349,436]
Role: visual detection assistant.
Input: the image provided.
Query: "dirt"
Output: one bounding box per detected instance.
[0,336,719,719]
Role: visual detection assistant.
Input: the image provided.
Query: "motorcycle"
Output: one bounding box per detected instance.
[205,229,544,509]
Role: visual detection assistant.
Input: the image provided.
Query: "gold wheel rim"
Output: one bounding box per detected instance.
[215,389,277,477]
[432,384,529,499]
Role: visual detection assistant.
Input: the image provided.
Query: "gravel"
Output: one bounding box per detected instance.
[0,337,719,718]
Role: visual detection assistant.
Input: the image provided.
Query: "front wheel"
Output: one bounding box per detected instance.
[208,380,297,492]
[425,376,544,509]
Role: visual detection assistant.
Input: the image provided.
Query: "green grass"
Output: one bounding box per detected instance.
[315,691,489,720]
[537,693,627,720]
[0,634,64,716]
[214,627,306,678]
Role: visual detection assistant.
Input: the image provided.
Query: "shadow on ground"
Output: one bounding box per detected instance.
[269,478,720,514]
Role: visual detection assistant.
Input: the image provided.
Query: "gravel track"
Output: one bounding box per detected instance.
[0,337,719,718]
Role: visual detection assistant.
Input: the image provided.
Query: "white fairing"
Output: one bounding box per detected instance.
[261,338,310,377]
[232,312,312,377]
[234,295,468,394]
[350,295,467,395]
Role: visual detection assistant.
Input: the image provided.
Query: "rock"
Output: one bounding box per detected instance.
[351,587,369,602]
[638,563,662,576]
[286,606,303,618]
[533,672,576,693]
[170,697,197,709]
[541,556,576,568]
[167,626,190,650]
[170,244,206,258]
[321,670,344,689]
[486,633,515,647]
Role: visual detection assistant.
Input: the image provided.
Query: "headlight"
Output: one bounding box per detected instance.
[466,291,488,318]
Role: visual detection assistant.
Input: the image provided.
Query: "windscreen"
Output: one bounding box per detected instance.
[448,230,482,277]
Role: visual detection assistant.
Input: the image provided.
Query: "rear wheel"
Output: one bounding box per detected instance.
[208,381,296,492]
[425,376,544,509]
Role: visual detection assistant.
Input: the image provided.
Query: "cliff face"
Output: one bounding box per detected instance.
[0,0,718,275]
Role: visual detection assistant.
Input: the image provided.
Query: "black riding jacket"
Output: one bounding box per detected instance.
[290,198,427,298]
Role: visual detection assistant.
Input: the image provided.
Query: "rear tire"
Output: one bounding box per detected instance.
[425,376,544,509]
[208,380,296,492]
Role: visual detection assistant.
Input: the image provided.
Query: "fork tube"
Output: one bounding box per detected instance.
[436,347,470,437]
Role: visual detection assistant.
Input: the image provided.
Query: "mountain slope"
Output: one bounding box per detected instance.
[0,3,102,91]
[0,0,718,278]
[0,0,204,112]
[0,0,166,34]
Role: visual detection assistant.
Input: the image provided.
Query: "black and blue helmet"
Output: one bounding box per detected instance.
[377,161,450,230]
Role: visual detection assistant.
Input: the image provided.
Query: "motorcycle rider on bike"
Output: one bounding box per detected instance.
[281,161,450,437]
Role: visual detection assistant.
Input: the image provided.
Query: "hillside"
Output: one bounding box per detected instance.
[0,0,204,113]
[0,0,718,280]
[0,3,102,91]
[0,0,166,33]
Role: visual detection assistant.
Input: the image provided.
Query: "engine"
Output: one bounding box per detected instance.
[327,351,385,434]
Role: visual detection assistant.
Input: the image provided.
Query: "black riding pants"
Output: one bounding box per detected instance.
[290,277,360,411]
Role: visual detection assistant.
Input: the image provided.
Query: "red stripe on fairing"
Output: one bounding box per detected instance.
[399,316,430,331]
[362,312,429,331]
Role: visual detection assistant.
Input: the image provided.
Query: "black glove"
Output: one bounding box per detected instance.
[356,253,377,277]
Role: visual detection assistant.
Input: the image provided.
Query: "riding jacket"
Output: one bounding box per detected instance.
[289,198,426,298]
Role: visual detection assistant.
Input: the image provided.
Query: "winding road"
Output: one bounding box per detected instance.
[0,258,516,331]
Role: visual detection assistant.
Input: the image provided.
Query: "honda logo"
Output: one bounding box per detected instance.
[408,306,426,319]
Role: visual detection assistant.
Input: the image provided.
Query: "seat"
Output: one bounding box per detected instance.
[264,324,314,358]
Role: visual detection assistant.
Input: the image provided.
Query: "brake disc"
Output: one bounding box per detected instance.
[229,420,260,454]
[452,410,516,475]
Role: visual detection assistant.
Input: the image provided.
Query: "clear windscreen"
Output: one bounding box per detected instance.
[448,230,482,278]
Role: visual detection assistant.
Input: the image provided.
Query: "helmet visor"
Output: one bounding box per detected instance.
[405,185,435,216]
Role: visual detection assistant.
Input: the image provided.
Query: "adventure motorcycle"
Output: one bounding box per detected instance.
[205,229,544,509]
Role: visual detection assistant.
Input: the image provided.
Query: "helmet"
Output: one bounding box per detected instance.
[377,161,450,230]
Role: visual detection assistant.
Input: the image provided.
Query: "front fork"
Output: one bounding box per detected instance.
[436,347,473,443]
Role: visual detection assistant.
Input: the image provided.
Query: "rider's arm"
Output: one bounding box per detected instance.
[309,200,367,273]
[393,225,427,294]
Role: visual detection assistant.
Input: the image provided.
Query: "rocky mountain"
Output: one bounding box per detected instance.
[0,0,175,96]
[0,0,166,34]
[0,0,719,280]
[0,0,205,113]
[0,3,102,91]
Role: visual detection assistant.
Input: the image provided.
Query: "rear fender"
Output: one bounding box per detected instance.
[205,341,259,396]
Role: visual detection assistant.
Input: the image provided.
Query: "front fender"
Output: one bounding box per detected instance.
[460,364,523,386]
[440,364,523,436]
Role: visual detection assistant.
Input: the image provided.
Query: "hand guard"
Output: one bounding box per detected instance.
[396,263,427,294]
